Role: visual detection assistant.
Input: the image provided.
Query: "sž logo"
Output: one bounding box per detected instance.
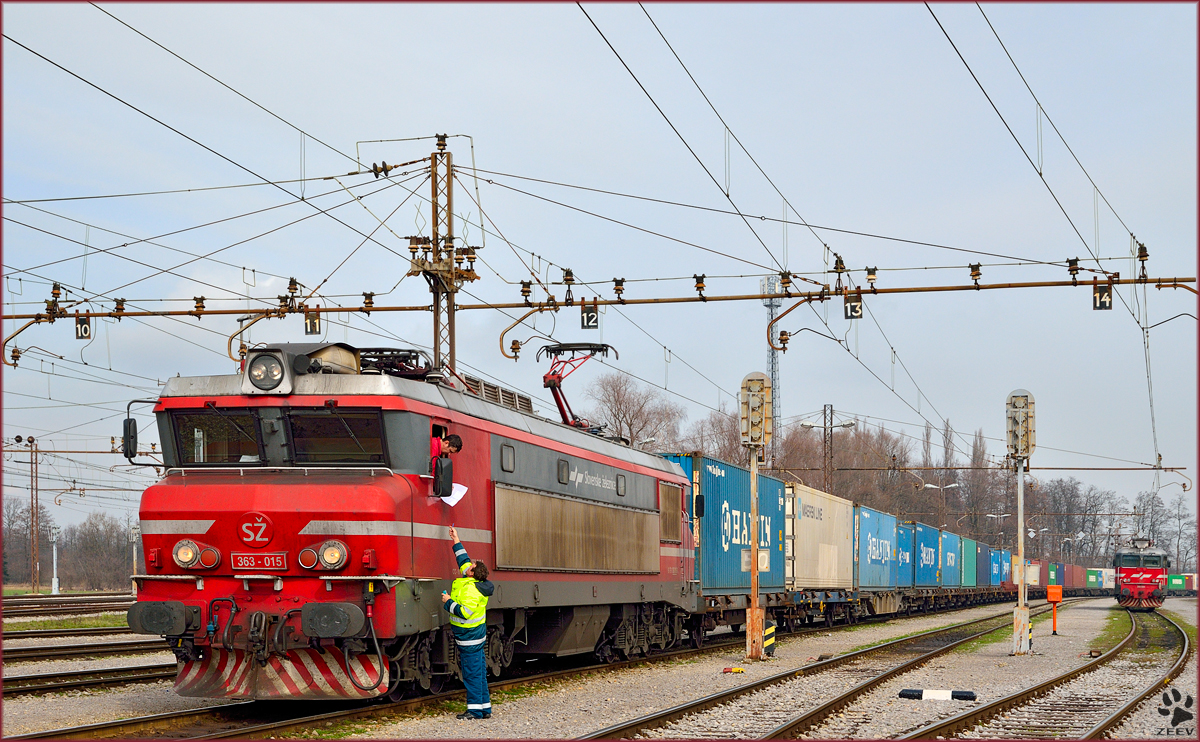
[238,512,274,548]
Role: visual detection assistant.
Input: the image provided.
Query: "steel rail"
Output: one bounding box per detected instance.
[3,638,167,661]
[2,662,177,696]
[897,608,1145,739]
[578,601,1076,740]
[6,600,1025,740]
[2,626,132,640]
[3,602,135,618]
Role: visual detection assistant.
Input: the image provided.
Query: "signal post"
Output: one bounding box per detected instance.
[740,372,772,660]
[1007,390,1035,655]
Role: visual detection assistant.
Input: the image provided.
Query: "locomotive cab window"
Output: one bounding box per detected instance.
[172,410,262,465]
[500,444,516,473]
[1142,555,1162,567]
[659,482,682,543]
[1119,554,1140,567]
[287,409,386,464]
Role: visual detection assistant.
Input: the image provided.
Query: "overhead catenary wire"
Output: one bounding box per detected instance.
[925,3,1163,480]
[2,33,430,300]
[89,3,360,169]
[577,3,787,274]
[457,165,1140,271]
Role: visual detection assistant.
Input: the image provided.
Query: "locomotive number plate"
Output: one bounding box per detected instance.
[232,552,288,570]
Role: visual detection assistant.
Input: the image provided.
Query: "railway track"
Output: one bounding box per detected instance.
[4,627,133,640]
[7,600,1032,740]
[900,609,1192,739]
[3,599,136,618]
[3,662,178,697]
[3,638,169,662]
[578,601,1077,740]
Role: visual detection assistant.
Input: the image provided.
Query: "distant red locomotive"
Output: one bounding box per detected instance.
[1112,538,1170,610]
[127,342,697,699]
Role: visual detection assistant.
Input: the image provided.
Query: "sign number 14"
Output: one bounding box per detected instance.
[1093,284,1112,310]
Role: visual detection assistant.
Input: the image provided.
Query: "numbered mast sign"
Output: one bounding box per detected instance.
[581,300,599,329]
[1093,282,1112,310]
[75,313,91,339]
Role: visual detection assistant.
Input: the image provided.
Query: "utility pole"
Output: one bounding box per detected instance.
[761,276,782,466]
[740,372,772,661]
[406,135,481,377]
[18,435,41,594]
[800,408,854,496]
[823,404,833,494]
[1006,390,1035,655]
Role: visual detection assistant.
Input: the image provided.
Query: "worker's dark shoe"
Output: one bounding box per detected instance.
[455,712,479,720]
[482,713,492,719]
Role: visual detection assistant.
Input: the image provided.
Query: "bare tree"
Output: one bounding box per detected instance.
[584,372,686,452]
[2,495,56,588]
[60,511,129,591]
[679,403,746,465]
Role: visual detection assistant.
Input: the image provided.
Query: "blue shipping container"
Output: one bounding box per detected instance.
[990,549,1002,586]
[941,531,962,587]
[660,454,785,594]
[913,523,940,587]
[1001,550,1012,585]
[976,543,990,587]
[855,506,898,590]
[896,524,914,588]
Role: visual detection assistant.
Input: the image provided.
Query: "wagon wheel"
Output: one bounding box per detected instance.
[486,628,506,678]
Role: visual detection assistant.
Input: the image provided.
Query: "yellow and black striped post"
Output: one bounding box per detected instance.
[764,620,776,656]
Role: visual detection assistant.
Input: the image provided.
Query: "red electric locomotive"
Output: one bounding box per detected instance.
[1112,538,1170,610]
[125,342,698,699]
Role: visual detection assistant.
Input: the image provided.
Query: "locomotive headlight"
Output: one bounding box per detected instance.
[318,540,348,570]
[247,354,284,390]
[173,539,200,568]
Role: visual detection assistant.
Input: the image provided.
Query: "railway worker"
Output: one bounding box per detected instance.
[431,432,463,460]
[442,524,494,719]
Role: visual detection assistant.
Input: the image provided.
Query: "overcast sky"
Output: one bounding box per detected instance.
[3,3,1195,527]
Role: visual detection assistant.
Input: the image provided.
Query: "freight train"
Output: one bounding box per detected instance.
[124,341,1109,701]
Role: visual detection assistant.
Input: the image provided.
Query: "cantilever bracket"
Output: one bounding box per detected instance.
[499,305,556,360]
[767,296,819,351]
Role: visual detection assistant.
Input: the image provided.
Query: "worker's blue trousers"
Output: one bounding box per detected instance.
[458,643,491,717]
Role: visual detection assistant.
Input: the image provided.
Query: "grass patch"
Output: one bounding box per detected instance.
[846,617,990,653]
[952,607,1060,654]
[3,614,129,632]
[1162,608,1198,636]
[1087,607,1134,653]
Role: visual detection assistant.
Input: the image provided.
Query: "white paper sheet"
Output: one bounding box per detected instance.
[443,482,468,506]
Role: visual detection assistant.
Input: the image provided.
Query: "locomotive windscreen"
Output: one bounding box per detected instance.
[287,409,386,464]
[172,411,262,464]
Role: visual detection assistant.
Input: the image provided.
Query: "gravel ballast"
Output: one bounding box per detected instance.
[347,600,1064,740]
[800,598,1118,738]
